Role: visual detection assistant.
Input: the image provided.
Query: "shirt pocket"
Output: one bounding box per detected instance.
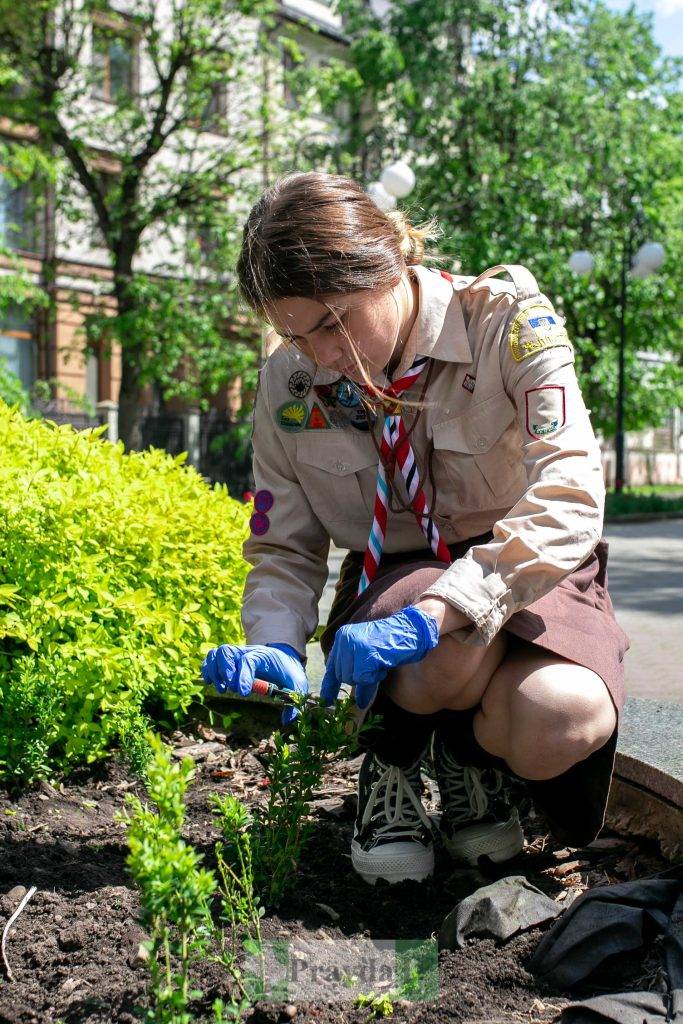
[432,390,526,512]
[295,432,379,523]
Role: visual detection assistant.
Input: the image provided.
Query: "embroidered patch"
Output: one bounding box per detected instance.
[462,373,476,393]
[249,511,270,536]
[336,380,361,407]
[508,304,574,363]
[254,489,274,513]
[306,403,330,430]
[276,400,308,432]
[314,383,372,431]
[288,370,312,399]
[525,385,566,440]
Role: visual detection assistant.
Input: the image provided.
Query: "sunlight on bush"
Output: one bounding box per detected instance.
[0,401,250,784]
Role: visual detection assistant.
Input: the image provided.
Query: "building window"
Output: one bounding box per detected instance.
[199,83,229,133]
[0,175,39,253]
[92,18,138,102]
[0,303,37,391]
[282,49,301,110]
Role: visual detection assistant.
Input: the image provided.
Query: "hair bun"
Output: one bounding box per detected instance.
[385,208,440,265]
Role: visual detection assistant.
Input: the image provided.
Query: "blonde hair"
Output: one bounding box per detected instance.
[236,170,453,401]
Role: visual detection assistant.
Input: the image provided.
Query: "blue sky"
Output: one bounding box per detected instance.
[604,0,683,57]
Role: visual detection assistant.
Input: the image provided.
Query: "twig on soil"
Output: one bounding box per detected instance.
[1,885,37,981]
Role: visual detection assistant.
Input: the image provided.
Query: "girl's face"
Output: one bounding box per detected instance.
[265,271,417,383]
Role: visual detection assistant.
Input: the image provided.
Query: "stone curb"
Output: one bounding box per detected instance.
[607,697,682,861]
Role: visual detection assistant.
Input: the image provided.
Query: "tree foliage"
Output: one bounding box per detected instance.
[320,0,683,435]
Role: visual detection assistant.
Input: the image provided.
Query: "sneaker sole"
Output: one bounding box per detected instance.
[350,838,435,885]
[442,811,524,866]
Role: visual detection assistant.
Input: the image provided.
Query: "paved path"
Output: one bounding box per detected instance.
[307,521,682,703]
[603,520,682,703]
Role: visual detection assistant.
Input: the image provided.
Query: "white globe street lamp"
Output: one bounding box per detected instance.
[568,231,665,493]
[568,250,594,276]
[633,241,665,273]
[366,181,396,211]
[380,160,416,199]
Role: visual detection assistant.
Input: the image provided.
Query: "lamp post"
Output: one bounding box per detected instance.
[367,159,416,210]
[569,209,664,494]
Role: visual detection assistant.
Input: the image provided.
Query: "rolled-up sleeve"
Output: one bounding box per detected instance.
[241,368,331,659]
[419,296,605,647]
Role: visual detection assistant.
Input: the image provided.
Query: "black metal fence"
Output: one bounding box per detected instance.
[138,408,254,498]
[198,409,254,498]
[32,397,101,432]
[139,412,185,457]
[32,400,254,500]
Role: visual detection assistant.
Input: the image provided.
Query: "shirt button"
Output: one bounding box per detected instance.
[335,460,348,472]
[476,437,488,449]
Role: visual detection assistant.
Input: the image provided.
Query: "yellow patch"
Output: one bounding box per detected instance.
[508,304,574,363]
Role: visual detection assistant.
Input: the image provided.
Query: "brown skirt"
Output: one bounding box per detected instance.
[320,531,632,847]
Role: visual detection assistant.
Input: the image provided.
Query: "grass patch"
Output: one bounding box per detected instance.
[605,487,683,518]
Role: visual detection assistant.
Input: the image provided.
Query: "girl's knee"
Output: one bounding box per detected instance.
[477,652,617,780]
[384,630,508,713]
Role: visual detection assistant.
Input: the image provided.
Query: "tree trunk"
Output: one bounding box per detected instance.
[114,268,144,451]
[117,354,144,451]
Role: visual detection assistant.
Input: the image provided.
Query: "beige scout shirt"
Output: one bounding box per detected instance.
[241,263,605,658]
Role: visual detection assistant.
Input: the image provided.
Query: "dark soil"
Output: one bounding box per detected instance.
[0,718,669,1024]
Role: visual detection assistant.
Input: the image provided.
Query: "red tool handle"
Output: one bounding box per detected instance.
[251,678,274,697]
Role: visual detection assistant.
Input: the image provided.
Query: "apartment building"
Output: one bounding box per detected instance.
[0,0,356,443]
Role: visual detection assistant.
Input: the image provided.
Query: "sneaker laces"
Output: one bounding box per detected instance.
[361,755,433,842]
[437,747,505,825]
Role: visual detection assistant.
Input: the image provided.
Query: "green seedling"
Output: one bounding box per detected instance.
[116,731,216,1024]
[354,991,395,1018]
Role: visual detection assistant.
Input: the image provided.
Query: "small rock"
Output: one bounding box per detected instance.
[84,901,96,910]
[58,926,85,952]
[283,1005,297,1019]
[6,885,27,902]
[54,914,64,923]
[129,941,150,967]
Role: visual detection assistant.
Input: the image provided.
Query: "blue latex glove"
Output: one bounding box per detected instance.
[320,604,440,711]
[201,642,309,726]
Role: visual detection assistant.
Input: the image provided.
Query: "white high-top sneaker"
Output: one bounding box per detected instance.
[351,749,435,885]
[431,733,525,865]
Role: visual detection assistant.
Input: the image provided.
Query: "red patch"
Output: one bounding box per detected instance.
[306,403,330,429]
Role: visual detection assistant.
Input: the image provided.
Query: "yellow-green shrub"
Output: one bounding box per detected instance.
[0,401,250,784]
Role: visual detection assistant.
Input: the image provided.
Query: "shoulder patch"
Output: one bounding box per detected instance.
[508,304,573,363]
